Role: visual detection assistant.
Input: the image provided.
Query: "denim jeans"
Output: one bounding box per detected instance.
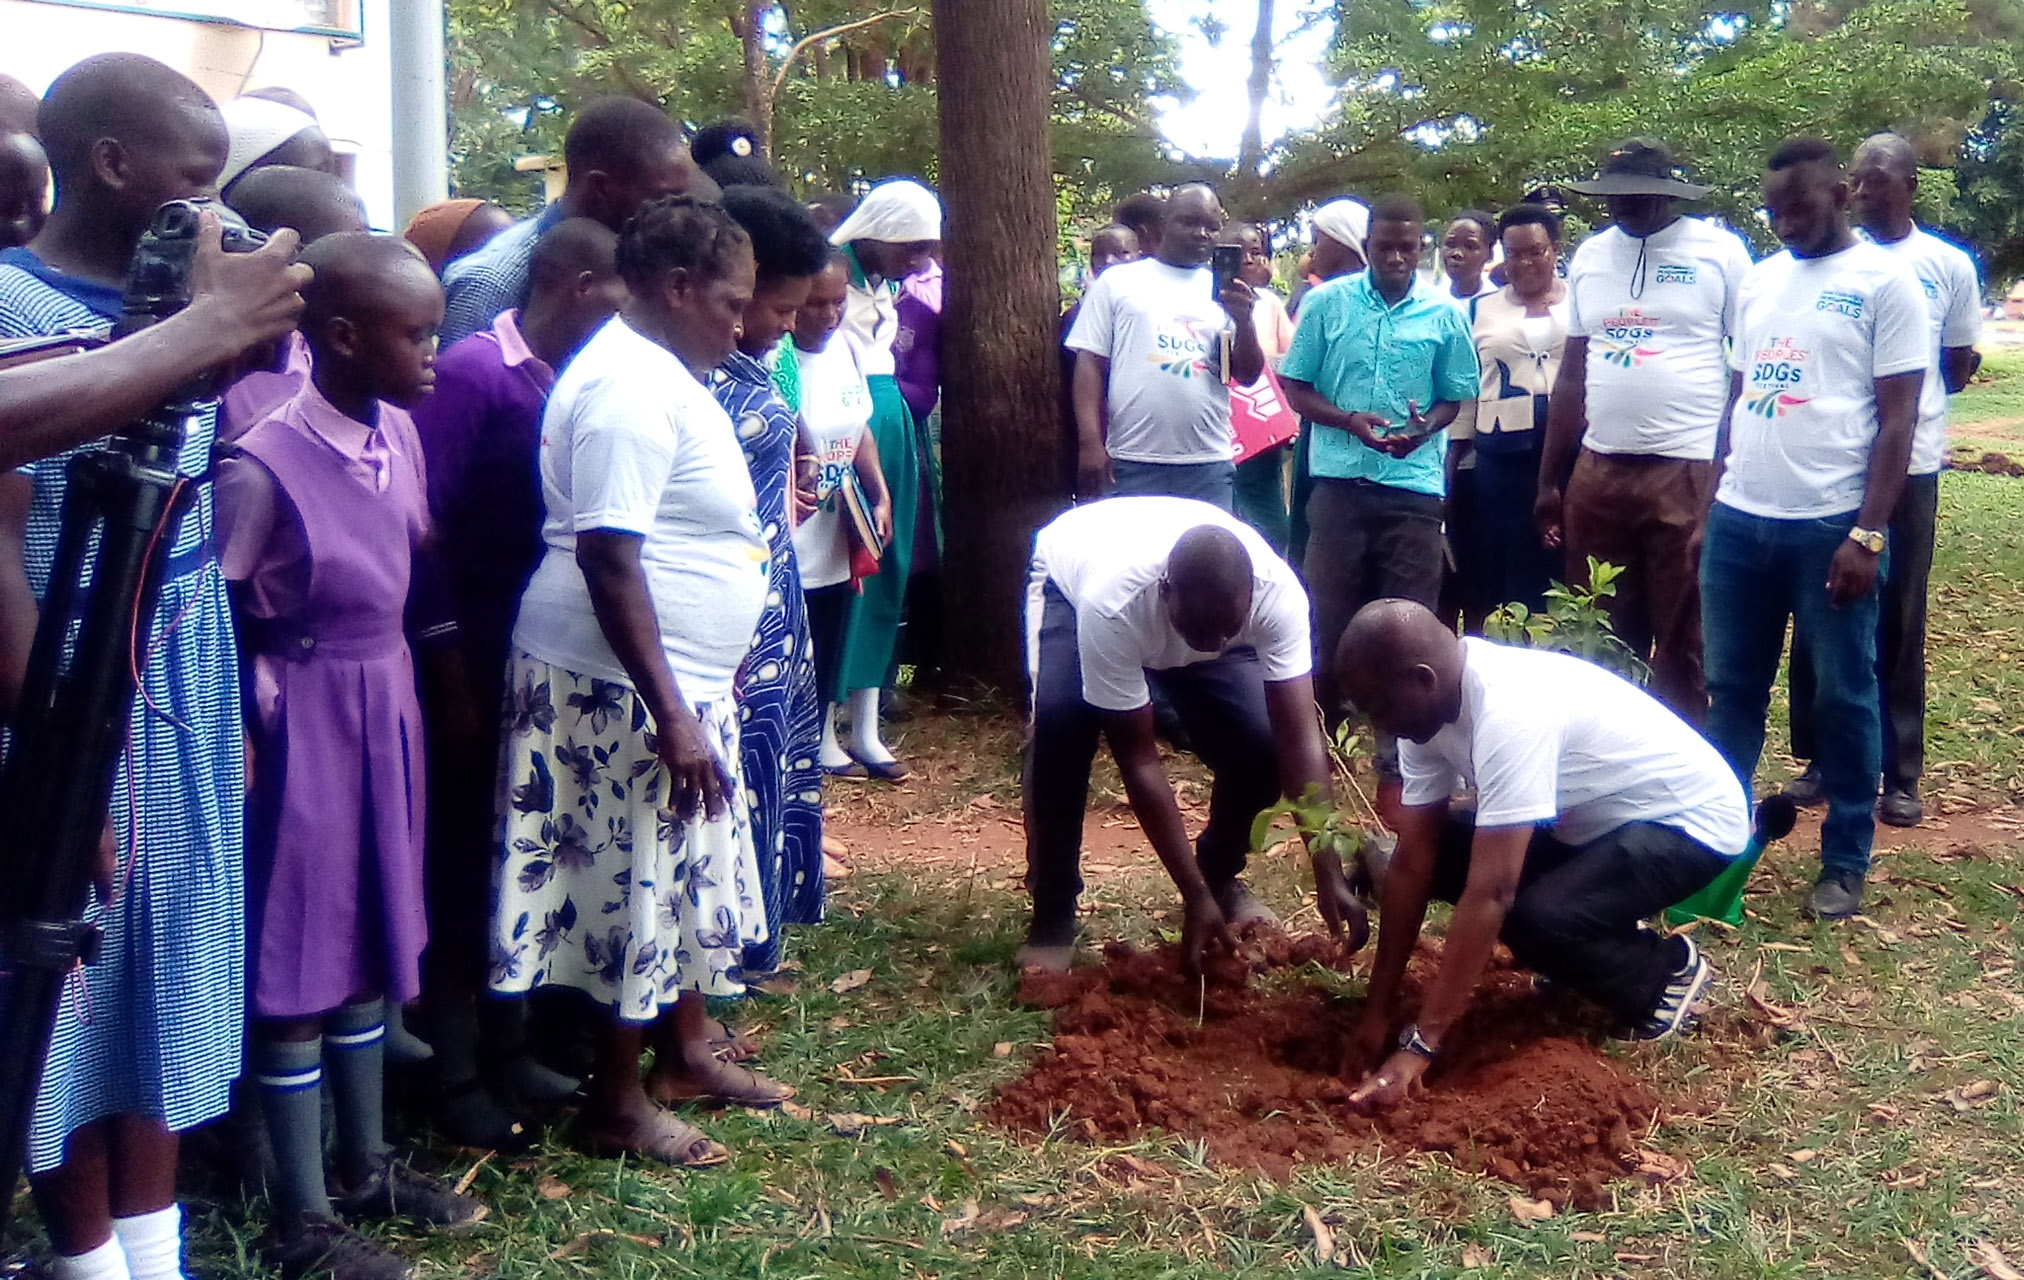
[1021,583,1278,941]
[1701,502,1884,877]
[1788,471,1938,791]
[1110,457,1238,512]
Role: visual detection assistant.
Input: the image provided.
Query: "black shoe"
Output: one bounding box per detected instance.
[1781,766,1826,808]
[334,1157,487,1231]
[1209,878,1279,930]
[1877,787,1923,828]
[439,1078,540,1153]
[263,1216,411,1280]
[1632,935,1715,1041]
[1804,870,1865,920]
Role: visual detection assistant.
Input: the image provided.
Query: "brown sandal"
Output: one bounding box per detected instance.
[577,1108,729,1168]
[645,1062,795,1109]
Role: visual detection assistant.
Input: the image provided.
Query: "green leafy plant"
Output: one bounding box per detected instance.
[1249,723,1374,861]
[1483,557,1651,686]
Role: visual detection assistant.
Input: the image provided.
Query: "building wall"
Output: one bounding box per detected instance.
[0,0,398,229]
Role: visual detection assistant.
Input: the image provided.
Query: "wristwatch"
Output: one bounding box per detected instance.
[1847,526,1886,554]
[1397,1023,1439,1060]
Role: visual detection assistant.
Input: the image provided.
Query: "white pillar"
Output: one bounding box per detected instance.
[388,0,448,227]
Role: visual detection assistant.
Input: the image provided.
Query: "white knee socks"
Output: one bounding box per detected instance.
[51,1237,130,1280]
[54,1204,187,1280]
[846,687,895,766]
[112,1206,187,1280]
[819,704,852,769]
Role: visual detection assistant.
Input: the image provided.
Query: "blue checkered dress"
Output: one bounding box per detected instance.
[0,251,246,1173]
[438,204,565,349]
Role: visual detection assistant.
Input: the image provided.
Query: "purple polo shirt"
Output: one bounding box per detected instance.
[408,309,555,691]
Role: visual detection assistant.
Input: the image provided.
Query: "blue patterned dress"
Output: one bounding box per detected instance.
[713,351,824,973]
[0,250,245,1173]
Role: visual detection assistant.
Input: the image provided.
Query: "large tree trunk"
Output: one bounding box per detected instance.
[738,2,770,148]
[933,0,1064,695]
[1237,0,1275,179]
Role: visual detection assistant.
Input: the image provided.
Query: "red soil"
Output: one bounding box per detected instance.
[987,935,1663,1209]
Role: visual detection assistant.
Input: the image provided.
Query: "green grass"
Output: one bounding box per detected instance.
[154,846,2016,1279]
[1949,348,2024,455]
[10,409,2024,1280]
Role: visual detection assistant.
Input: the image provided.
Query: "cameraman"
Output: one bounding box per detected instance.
[0,54,303,1280]
[0,217,307,472]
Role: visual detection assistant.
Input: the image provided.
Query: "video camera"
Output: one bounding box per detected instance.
[115,196,269,338]
[0,197,268,376]
[0,196,267,1226]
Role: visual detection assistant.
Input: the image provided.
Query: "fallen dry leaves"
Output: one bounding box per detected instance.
[1634,1149,1691,1183]
[829,968,874,994]
[1300,1204,1340,1266]
[1945,1079,2003,1112]
[1460,1242,1492,1268]
[825,1111,902,1136]
[1508,1194,1555,1223]
[939,1198,1028,1237]
[1969,1240,2024,1280]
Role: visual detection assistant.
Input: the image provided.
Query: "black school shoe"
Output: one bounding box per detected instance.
[1780,766,1826,808]
[1805,870,1865,920]
[334,1157,487,1231]
[263,1216,411,1280]
[1877,787,1924,828]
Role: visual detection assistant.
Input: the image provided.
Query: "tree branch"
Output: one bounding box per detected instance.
[542,0,611,48]
[770,8,921,105]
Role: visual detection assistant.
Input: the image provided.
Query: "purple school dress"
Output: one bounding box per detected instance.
[221,385,432,1020]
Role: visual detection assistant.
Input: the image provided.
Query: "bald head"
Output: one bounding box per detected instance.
[0,132,49,250]
[39,54,222,188]
[225,164,365,243]
[1160,525,1253,654]
[1335,600,1464,743]
[1854,132,1917,178]
[299,232,433,326]
[1850,131,1918,239]
[0,74,38,138]
[1158,183,1224,270]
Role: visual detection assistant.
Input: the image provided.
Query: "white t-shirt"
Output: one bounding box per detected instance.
[1028,496,1311,712]
[1401,639,1750,855]
[1861,227,1983,475]
[789,335,875,590]
[1566,218,1753,459]
[514,316,771,703]
[1065,258,1236,465]
[1717,242,1930,520]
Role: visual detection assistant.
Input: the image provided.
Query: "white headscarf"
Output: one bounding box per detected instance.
[830,179,942,247]
[219,97,319,190]
[1311,198,1370,252]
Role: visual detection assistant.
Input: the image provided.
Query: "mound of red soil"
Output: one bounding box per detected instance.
[987,936,1663,1208]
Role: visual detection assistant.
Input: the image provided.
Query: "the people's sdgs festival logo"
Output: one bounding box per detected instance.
[1746,337,1812,418]
[1595,308,1663,368]
[1149,320,1214,377]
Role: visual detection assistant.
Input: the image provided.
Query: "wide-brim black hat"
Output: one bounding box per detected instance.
[1566,139,1711,199]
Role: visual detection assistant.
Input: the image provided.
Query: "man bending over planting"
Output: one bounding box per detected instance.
[1017,496,1365,975]
[1337,600,1750,1112]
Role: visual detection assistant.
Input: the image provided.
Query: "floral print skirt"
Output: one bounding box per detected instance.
[488,651,766,1020]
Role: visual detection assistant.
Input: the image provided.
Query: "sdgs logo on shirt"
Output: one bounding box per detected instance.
[1147,320,1214,378]
[1745,337,1812,418]
[1815,289,1865,320]
[1595,308,1663,368]
[1654,264,1698,285]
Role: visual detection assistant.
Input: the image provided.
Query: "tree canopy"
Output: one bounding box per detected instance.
[446,0,2023,276]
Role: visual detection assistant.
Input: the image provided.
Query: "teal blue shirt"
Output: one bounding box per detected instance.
[1280,273,1480,497]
